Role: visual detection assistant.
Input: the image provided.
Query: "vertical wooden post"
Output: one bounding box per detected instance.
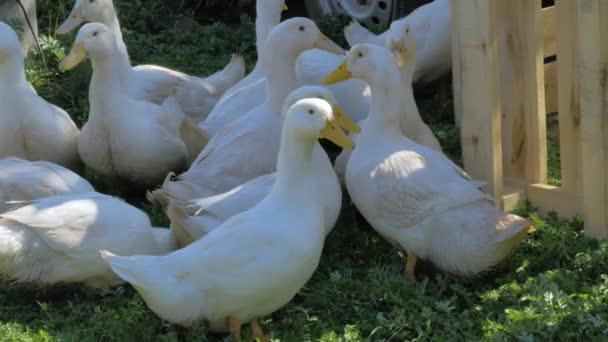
[496,0,547,184]
[579,0,608,240]
[451,1,463,129]
[452,0,503,200]
[556,0,582,194]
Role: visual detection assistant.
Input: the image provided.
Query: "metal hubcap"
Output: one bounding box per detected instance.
[314,0,394,31]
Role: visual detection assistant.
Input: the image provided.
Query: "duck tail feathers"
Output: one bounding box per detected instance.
[180,118,209,162]
[205,54,246,96]
[167,201,199,248]
[344,20,373,47]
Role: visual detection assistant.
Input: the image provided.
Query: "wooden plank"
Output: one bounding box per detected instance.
[526,184,583,218]
[452,1,463,128]
[544,61,558,114]
[556,0,582,194]
[502,180,526,212]
[452,0,503,201]
[543,6,556,57]
[496,0,548,184]
[578,0,608,240]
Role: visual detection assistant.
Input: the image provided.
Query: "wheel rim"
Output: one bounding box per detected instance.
[310,0,394,30]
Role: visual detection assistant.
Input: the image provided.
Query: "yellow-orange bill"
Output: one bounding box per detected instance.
[59,42,87,72]
[332,105,361,133]
[314,34,346,55]
[320,121,354,149]
[322,60,352,85]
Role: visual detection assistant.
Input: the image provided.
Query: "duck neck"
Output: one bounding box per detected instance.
[100,6,132,77]
[0,54,27,86]
[398,66,420,123]
[366,73,403,134]
[89,52,127,113]
[262,48,298,113]
[255,4,282,61]
[272,130,316,196]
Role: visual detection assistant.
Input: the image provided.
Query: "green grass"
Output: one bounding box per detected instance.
[2,2,607,341]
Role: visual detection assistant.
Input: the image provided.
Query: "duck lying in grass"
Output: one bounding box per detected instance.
[0,22,81,170]
[165,86,358,247]
[0,157,94,214]
[57,0,245,121]
[0,192,176,287]
[60,23,208,187]
[344,0,451,84]
[149,18,350,206]
[102,98,352,339]
[323,31,534,281]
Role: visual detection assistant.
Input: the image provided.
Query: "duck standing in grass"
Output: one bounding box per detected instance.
[323,32,534,281]
[149,18,347,205]
[60,23,207,187]
[57,0,245,121]
[334,21,442,183]
[0,22,81,170]
[165,86,358,247]
[102,98,352,339]
[0,192,176,287]
[200,0,287,136]
[0,157,94,214]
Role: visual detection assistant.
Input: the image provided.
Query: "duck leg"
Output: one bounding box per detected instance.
[404,253,417,283]
[250,319,270,342]
[228,317,242,341]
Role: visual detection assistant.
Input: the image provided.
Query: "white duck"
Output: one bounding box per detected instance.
[57,0,245,121]
[333,23,442,183]
[0,192,176,287]
[0,22,80,169]
[149,18,346,204]
[60,23,207,187]
[323,42,534,281]
[102,98,351,339]
[198,0,287,136]
[165,86,358,247]
[344,0,451,83]
[0,157,94,213]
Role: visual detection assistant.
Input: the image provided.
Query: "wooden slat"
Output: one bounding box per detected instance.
[496,0,548,184]
[578,0,608,240]
[542,6,556,57]
[556,0,582,194]
[452,0,503,200]
[526,184,583,218]
[452,2,463,128]
[544,61,558,114]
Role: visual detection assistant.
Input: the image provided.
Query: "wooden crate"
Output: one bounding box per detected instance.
[451,0,608,240]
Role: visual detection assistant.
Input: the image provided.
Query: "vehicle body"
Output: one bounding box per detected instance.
[302,0,432,31]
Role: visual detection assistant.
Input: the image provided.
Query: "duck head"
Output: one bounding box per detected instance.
[284,98,354,150]
[283,86,360,134]
[60,23,116,71]
[385,22,417,70]
[265,17,345,58]
[57,0,116,34]
[321,43,399,86]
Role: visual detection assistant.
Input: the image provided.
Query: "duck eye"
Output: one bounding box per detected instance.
[308,109,315,115]
[357,52,364,58]
[92,31,98,37]
[299,26,305,32]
